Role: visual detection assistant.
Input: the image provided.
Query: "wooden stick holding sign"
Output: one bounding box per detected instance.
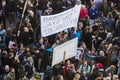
[19,0,28,29]
[63,51,66,64]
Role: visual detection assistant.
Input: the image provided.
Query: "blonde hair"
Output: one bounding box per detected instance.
[79,22,83,27]
[110,65,116,71]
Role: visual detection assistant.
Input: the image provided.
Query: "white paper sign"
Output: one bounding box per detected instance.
[52,38,78,66]
[8,41,15,49]
[41,5,81,37]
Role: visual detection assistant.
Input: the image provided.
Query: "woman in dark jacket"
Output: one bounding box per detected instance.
[82,26,93,50]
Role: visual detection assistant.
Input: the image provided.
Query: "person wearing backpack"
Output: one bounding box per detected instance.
[78,60,91,74]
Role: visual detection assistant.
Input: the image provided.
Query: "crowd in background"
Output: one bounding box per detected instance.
[0,0,120,80]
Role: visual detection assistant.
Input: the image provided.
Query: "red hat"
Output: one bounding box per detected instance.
[96,63,103,69]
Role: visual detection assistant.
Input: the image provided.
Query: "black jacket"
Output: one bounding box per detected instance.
[0,4,7,17]
[19,30,34,46]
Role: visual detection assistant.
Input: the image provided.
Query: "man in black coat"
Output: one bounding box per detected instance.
[7,0,16,24]
[19,26,34,47]
[0,0,7,28]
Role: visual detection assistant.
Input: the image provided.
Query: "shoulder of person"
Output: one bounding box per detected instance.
[2,29,6,32]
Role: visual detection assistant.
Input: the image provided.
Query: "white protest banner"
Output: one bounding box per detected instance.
[52,38,78,66]
[41,5,81,37]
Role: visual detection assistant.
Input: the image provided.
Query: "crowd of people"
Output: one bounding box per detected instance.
[0,0,120,80]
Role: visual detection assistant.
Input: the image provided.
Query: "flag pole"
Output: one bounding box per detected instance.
[19,0,28,29]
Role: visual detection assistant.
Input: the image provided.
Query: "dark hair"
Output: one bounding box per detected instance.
[105,28,111,32]
[56,75,63,80]
[80,41,85,46]
[0,24,4,29]
[107,12,113,19]
[13,43,18,47]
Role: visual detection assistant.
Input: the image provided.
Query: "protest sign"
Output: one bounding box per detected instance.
[41,5,81,37]
[52,38,78,66]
